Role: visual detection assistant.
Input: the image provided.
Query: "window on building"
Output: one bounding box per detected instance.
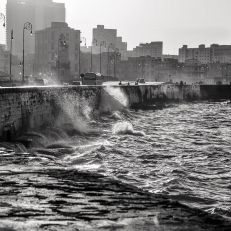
[51,43,54,50]
[75,33,79,40]
[51,52,55,61]
[75,44,78,51]
[51,32,55,40]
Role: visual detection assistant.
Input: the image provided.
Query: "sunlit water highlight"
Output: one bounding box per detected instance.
[1,87,231,220]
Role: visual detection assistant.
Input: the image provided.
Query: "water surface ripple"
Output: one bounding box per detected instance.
[87,102,231,219]
[1,101,231,219]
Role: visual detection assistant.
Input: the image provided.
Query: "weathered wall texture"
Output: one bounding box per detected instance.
[0,84,231,141]
[0,86,101,142]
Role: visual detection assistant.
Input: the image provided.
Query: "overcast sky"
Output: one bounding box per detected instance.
[1,0,231,54]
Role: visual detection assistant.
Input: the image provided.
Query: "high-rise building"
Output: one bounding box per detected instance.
[6,0,65,56]
[133,42,163,58]
[34,22,80,80]
[92,25,128,60]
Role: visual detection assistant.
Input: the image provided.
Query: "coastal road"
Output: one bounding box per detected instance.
[103,81,165,86]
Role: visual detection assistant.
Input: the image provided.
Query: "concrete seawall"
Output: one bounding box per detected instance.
[0,84,231,141]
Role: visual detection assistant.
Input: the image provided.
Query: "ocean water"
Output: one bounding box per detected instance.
[1,87,231,220]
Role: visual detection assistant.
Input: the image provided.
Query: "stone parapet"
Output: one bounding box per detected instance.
[0,84,231,141]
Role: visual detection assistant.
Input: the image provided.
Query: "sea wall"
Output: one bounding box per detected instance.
[0,86,101,142]
[0,84,231,141]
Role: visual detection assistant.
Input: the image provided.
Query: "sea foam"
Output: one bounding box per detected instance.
[112,121,145,136]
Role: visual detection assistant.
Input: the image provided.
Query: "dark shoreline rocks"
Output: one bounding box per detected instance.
[0,168,231,231]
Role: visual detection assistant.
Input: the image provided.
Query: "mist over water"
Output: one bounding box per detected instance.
[1,86,231,219]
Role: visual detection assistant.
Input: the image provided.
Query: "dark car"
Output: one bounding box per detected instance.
[139,78,145,83]
[72,81,82,85]
[136,78,145,84]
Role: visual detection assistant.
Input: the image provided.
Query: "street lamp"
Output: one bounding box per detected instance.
[0,13,5,27]
[136,59,139,79]
[20,61,23,81]
[79,36,86,76]
[91,38,97,72]
[57,34,66,79]
[114,48,120,78]
[107,43,114,76]
[100,41,106,74]
[10,30,13,82]
[23,22,32,83]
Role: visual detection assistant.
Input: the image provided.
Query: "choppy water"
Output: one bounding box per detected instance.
[1,95,231,220]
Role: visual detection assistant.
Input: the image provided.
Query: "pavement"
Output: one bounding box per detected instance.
[0,152,231,231]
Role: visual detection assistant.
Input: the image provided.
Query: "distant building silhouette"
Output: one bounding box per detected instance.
[6,0,65,57]
[92,25,128,60]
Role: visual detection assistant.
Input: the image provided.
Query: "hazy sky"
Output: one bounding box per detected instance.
[1,0,231,54]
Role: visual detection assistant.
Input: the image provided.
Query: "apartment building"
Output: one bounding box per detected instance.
[179,44,231,64]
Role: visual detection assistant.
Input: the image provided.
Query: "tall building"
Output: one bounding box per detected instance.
[92,25,128,60]
[179,44,231,64]
[6,0,65,56]
[133,42,163,58]
[34,22,80,81]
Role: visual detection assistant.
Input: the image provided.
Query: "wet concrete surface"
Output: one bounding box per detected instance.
[0,154,231,231]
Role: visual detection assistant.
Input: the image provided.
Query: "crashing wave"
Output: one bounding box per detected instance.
[112,121,145,136]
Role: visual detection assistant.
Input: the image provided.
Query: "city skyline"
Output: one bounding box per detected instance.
[1,0,231,54]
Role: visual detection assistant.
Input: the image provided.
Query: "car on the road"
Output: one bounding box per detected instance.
[72,81,82,85]
[139,78,145,83]
[136,78,145,84]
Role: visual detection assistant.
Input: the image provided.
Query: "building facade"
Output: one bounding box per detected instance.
[210,44,231,63]
[132,42,163,58]
[179,44,231,64]
[116,56,178,82]
[0,44,21,81]
[92,25,128,61]
[6,0,65,56]
[162,54,179,60]
[205,62,231,84]
[34,22,80,82]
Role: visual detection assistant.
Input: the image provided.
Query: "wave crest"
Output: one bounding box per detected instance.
[112,121,145,136]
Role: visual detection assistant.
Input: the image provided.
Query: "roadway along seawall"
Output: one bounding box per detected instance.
[0,84,231,142]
